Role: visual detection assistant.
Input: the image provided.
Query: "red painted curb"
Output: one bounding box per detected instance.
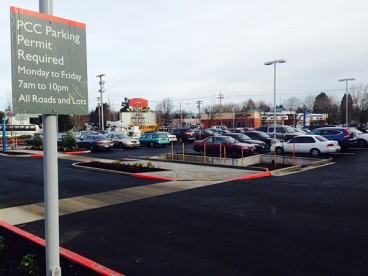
[64,151,87,155]
[0,221,124,276]
[226,171,271,181]
[130,173,174,181]
[30,153,43,157]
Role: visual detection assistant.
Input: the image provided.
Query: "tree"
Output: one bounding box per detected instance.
[241,98,256,111]
[304,95,315,112]
[339,94,354,125]
[313,92,331,113]
[58,115,73,132]
[156,98,174,127]
[204,104,221,127]
[349,83,368,124]
[284,97,302,127]
[257,101,270,126]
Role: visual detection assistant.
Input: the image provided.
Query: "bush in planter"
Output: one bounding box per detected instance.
[31,135,43,150]
[60,133,77,151]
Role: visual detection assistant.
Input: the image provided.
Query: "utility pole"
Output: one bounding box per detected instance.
[217,91,224,125]
[97,97,101,129]
[196,100,203,125]
[97,74,106,130]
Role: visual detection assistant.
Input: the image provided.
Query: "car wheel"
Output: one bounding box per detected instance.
[75,144,79,149]
[275,147,284,155]
[149,141,154,147]
[118,142,124,149]
[357,139,367,148]
[199,147,204,154]
[89,144,94,152]
[310,148,321,157]
[178,137,183,143]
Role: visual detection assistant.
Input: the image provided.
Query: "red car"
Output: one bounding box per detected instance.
[193,136,256,157]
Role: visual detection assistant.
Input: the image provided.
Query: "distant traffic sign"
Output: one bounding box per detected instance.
[10,6,88,115]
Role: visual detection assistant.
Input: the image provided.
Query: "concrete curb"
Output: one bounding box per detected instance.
[0,150,90,158]
[0,220,124,276]
[72,162,175,181]
[226,171,272,181]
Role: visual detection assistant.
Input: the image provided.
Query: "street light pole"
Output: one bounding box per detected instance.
[97,74,106,130]
[264,59,286,139]
[338,78,355,127]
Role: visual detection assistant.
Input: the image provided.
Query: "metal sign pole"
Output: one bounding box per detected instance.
[39,1,61,275]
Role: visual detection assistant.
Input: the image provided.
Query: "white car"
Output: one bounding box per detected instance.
[270,135,341,157]
[161,131,178,143]
[349,128,368,148]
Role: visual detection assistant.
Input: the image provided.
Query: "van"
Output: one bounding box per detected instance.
[258,125,304,141]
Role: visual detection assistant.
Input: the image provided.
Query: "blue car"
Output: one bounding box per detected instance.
[309,127,357,149]
[139,132,170,147]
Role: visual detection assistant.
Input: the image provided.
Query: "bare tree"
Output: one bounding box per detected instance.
[156,98,174,127]
[350,83,368,124]
[304,95,315,112]
[284,96,302,126]
[204,104,221,127]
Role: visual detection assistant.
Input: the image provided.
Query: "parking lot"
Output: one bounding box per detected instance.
[0,146,367,275]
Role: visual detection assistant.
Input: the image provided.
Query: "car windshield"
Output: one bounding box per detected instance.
[223,136,237,144]
[239,134,251,140]
[256,132,270,138]
[117,134,129,139]
[284,126,296,133]
[315,135,328,142]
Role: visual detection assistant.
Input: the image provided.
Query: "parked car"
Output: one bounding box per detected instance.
[25,134,43,145]
[139,132,170,147]
[210,128,231,135]
[302,125,335,133]
[309,127,357,149]
[170,128,196,143]
[193,135,256,157]
[270,135,341,157]
[106,133,140,149]
[223,133,267,152]
[195,129,215,140]
[161,131,178,143]
[76,134,114,151]
[57,133,67,146]
[243,130,278,148]
[349,128,368,148]
[228,128,246,133]
[258,125,304,141]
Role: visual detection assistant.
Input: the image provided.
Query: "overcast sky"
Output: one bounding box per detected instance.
[1,0,367,114]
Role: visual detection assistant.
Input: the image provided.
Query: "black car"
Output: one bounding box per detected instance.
[223,133,267,152]
[195,129,215,140]
[244,130,278,148]
[170,128,196,143]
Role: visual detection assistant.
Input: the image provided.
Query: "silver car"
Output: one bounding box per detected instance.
[106,133,140,149]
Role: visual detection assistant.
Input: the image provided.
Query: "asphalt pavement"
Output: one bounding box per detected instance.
[0,148,367,275]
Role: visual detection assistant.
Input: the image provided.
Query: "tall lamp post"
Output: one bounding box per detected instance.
[338,78,355,127]
[97,74,106,130]
[264,59,286,139]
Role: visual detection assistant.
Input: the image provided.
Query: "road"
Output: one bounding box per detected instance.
[0,148,367,275]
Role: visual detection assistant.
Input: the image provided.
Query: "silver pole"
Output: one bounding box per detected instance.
[346,80,348,127]
[339,78,355,127]
[273,62,277,139]
[97,74,106,130]
[39,1,61,275]
[265,59,286,139]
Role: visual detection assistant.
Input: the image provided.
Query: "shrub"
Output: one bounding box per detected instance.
[61,133,77,151]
